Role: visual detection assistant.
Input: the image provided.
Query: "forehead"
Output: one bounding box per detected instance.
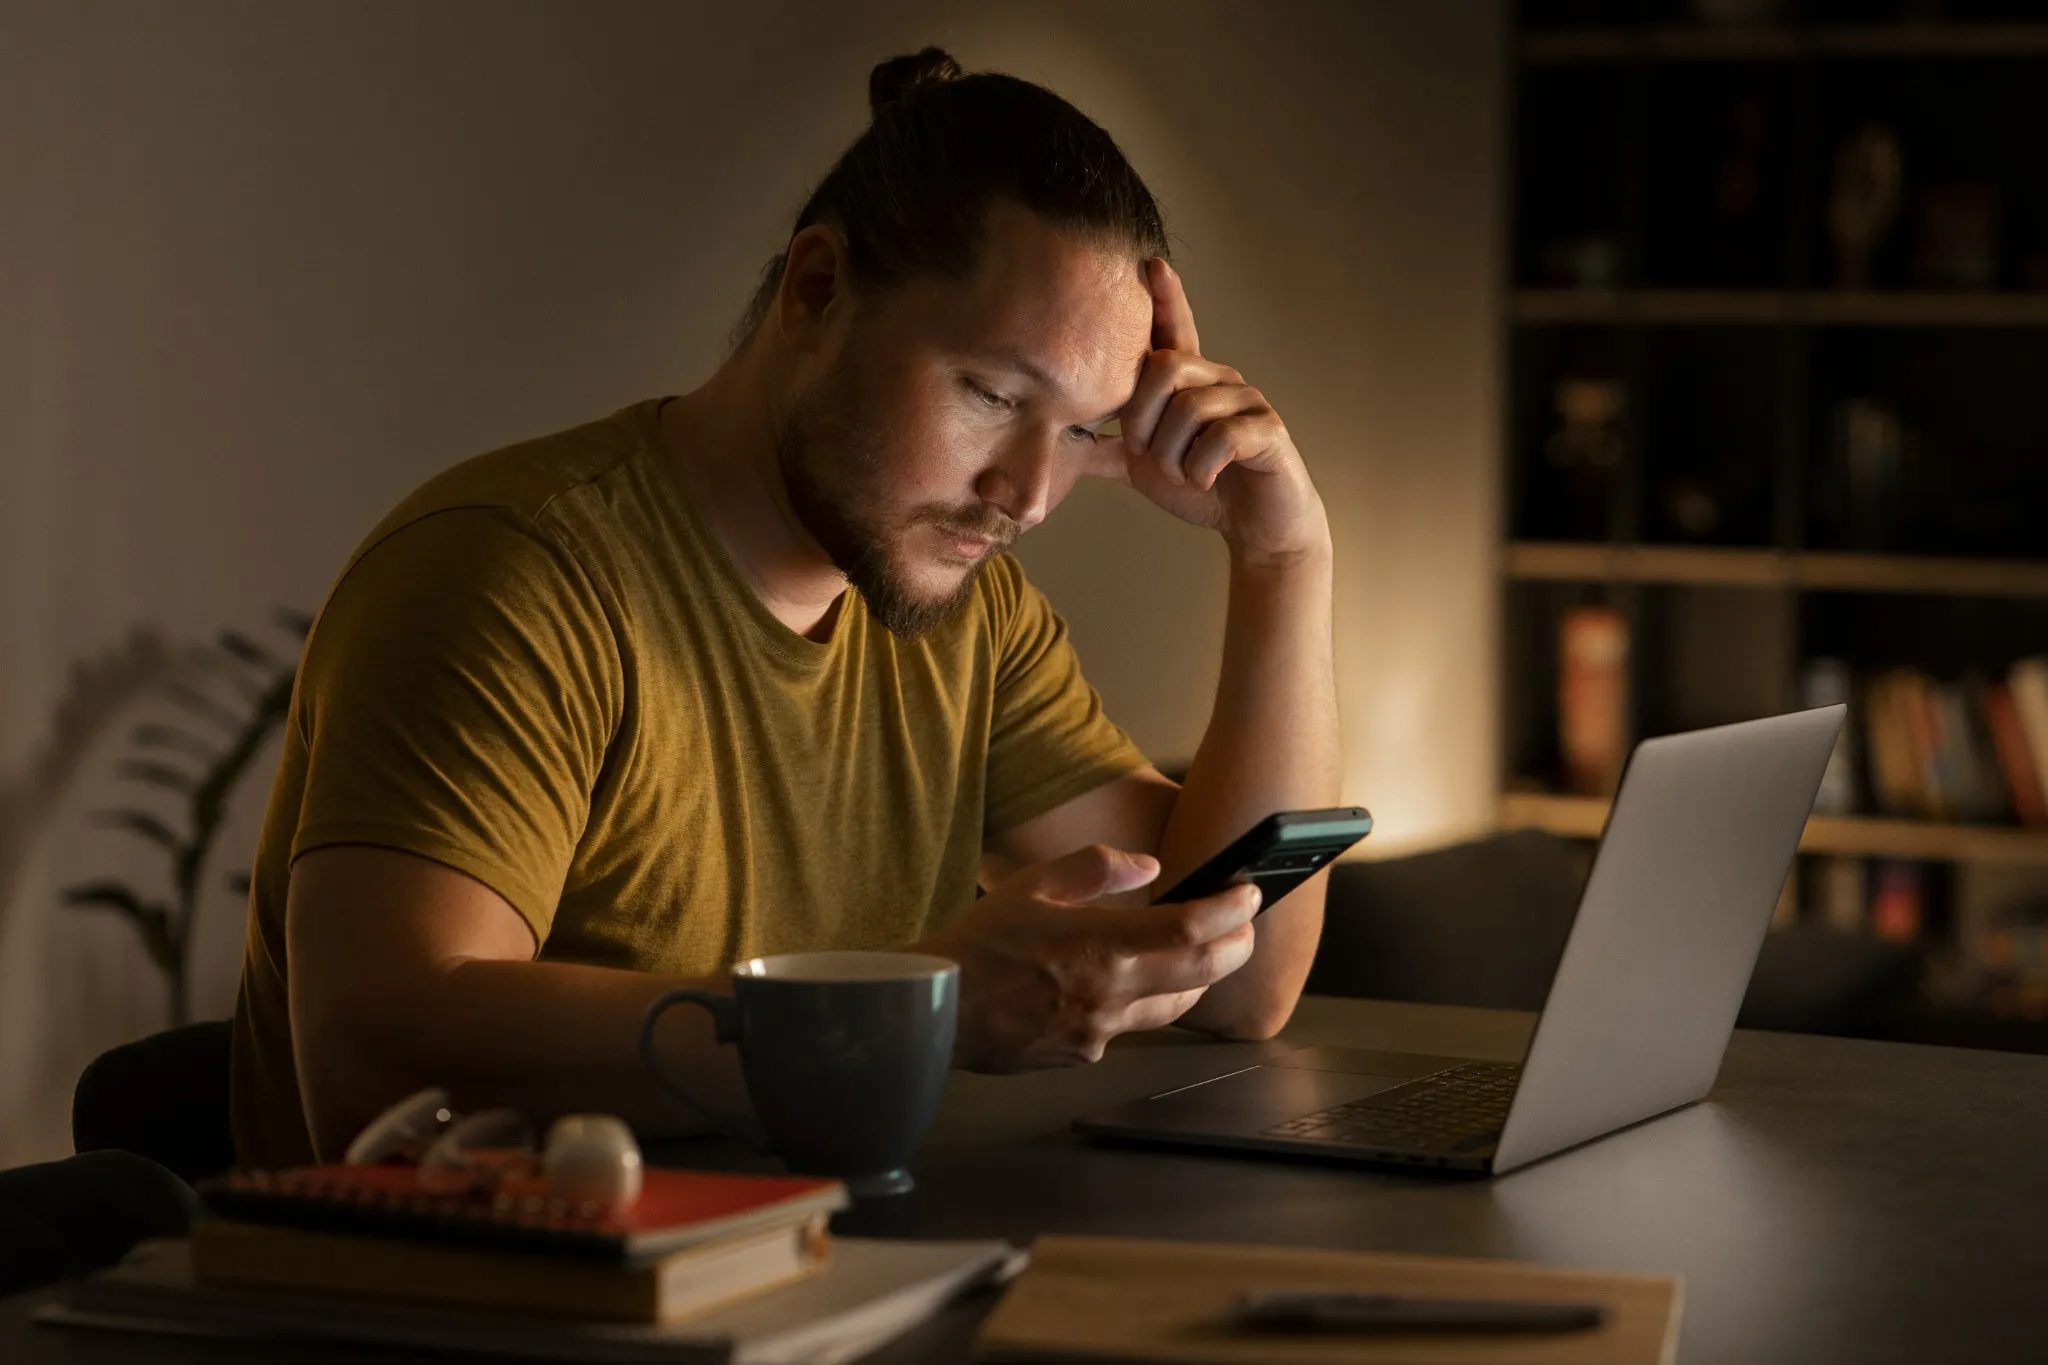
[892,201,1154,405]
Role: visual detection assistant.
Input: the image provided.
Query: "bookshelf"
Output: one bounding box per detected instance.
[1505,2,2048,1048]
[1524,23,2048,64]
[1515,288,2048,325]
[1506,542,2048,599]
[1502,792,2048,866]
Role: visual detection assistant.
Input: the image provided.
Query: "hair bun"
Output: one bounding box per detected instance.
[868,47,963,117]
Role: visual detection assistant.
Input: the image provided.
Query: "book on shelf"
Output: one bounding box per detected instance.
[1983,681,2048,828]
[190,1216,828,1325]
[2011,659,2048,822]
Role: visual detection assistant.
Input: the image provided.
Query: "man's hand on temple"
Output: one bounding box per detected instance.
[919,844,1261,1072]
[1091,258,1331,568]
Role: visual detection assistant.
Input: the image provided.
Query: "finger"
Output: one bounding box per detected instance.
[1183,409,1287,492]
[1148,386,1264,488]
[1114,881,1260,956]
[1149,258,1200,356]
[1027,844,1161,906]
[1119,352,1242,460]
[1118,915,1259,999]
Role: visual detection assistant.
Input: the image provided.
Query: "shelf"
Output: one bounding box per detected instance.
[1523,24,2048,65]
[1501,792,2048,866]
[1505,543,2048,600]
[1513,289,2048,327]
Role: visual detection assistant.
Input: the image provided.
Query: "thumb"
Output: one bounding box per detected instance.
[1028,844,1161,905]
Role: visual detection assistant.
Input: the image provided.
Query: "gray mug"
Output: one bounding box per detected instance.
[639,951,959,1197]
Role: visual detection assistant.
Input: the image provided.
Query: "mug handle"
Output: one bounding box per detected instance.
[638,988,770,1153]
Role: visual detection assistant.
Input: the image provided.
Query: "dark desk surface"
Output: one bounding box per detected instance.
[10,995,2048,1364]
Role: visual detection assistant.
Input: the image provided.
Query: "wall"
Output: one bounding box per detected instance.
[0,0,1504,1164]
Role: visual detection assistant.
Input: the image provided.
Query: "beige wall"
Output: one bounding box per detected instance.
[0,0,1504,1164]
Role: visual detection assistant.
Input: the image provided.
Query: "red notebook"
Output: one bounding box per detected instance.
[196,1164,847,1264]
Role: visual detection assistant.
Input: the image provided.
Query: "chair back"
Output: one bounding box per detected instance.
[72,1019,236,1182]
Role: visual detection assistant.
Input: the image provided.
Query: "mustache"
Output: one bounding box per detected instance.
[923,508,1022,549]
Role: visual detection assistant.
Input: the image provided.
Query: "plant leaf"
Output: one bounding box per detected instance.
[131,724,217,762]
[116,760,196,795]
[275,607,314,638]
[63,884,179,974]
[161,679,244,733]
[184,644,267,706]
[217,629,283,673]
[225,871,252,897]
[90,808,186,853]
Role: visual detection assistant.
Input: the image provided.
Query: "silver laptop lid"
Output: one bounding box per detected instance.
[1491,706,1846,1174]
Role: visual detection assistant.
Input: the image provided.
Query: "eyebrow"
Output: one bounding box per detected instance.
[975,348,1135,428]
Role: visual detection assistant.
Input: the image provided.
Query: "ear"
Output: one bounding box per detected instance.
[775,224,853,355]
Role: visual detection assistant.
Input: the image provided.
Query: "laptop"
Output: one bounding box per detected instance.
[1075,705,1847,1176]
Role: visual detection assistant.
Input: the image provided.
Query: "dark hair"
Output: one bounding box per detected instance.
[732,46,1169,346]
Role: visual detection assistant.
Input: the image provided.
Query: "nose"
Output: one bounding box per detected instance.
[972,428,1061,532]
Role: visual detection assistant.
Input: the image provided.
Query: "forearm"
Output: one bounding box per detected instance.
[1161,533,1340,1038]
[299,957,748,1160]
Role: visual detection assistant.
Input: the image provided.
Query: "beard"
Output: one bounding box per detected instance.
[774,355,1017,639]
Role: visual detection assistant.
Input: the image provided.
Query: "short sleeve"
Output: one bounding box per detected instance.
[291,507,621,944]
[981,557,1149,837]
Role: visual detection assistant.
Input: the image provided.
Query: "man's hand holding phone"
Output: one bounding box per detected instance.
[920,845,1261,1072]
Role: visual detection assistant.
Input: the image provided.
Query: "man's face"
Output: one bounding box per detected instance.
[775,200,1154,637]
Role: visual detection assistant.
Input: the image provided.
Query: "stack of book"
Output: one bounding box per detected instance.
[190,1162,851,1323]
[39,1162,1020,1363]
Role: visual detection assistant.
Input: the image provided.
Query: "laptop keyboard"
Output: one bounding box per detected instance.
[1260,1062,1520,1153]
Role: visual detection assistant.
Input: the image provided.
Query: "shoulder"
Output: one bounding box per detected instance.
[364,403,651,545]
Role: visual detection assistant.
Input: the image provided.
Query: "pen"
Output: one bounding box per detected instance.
[1235,1288,1609,1334]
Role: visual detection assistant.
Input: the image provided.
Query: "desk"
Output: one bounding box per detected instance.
[9,996,2048,1364]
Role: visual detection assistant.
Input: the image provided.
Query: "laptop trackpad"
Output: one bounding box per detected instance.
[1160,1064,1410,1118]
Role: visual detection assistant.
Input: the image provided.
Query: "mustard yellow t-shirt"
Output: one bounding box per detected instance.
[230,398,1146,1167]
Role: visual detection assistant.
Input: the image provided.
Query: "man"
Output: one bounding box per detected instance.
[230,48,1338,1167]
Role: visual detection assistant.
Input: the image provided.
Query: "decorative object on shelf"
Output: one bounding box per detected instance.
[1542,378,1625,541]
[1801,659,1860,815]
[1819,398,1908,552]
[1656,473,1724,542]
[62,610,309,1026]
[1559,605,1629,798]
[1827,124,1904,290]
[1868,860,1927,944]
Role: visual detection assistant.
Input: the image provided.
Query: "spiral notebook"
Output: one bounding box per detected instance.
[196,1164,847,1262]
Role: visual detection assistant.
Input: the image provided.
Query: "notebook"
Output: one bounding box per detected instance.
[40,1235,1022,1365]
[192,1215,828,1323]
[975,1235,1681,1365]
[196,1163,847,1262]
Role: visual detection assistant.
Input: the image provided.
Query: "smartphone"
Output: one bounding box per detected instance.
[1152,807,1372,912]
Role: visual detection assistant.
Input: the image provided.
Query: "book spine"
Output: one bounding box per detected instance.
[2010,659,2048,825]
[1984,682,2048,828]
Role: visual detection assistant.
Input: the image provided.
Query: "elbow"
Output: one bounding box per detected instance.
[1182,991,1301,1043]
[294,993,442,1163]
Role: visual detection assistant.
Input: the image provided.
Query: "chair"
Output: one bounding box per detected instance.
[1308,829,1922,1035]
[72,1018,237,1183]
[0,1150,198,1295]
